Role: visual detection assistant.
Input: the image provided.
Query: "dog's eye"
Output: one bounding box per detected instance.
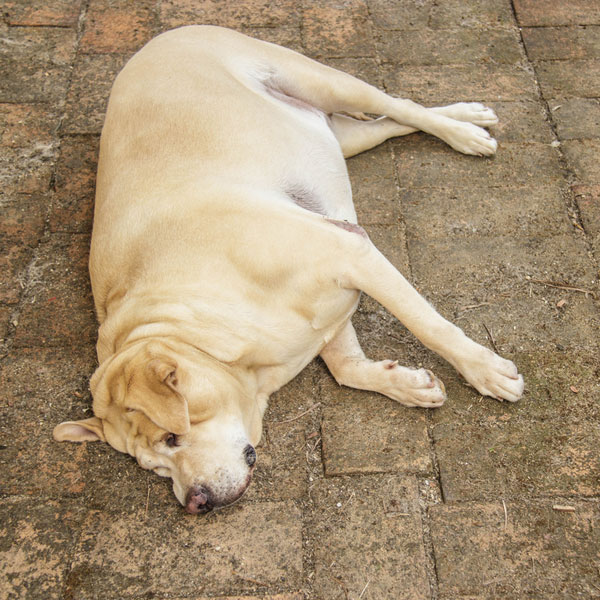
[164,433,179,447]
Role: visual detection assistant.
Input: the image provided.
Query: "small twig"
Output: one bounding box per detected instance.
[502,499,508,531]
[267,402,321,424]
[144,485,150,518]
[552,504,576,512]
[358,579,371,599]
[482,322,499,353]
[529,279,597,299]
[459,302,491,312]
[232,571,269,587]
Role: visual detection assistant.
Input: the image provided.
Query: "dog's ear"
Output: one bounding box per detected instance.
[53,416,106,442]
[125,358,191,435]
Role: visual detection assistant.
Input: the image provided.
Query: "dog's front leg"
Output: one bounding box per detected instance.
[335,231,524,402]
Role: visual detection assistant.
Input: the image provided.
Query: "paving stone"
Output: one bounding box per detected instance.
[378,28,524,65]
[549,98,600,140]
[247,370,314,502]
[320,377,432,476]
[536,60,600,98]
[61,53,128,134]
[0,195,48,304]
[513,0,600,26]
[192,595,302,600]
[0,144,57,195]
[310,474,430,600]
[13,234,97,348]
[0,498,86,600]
[80,0,156,54]
[429,350,600,425]
[487,100,554,143]
[349,144,401,225]
[368,0,432,30]
[0,104,58,148]
[402,186,572,240]
[67,502,303,599]
[383,63,539,105]
[427,0,516,29]
[573,185,600,256]
[430,500,600,598]
[302,0,375,58]
[562,139,600,184]
[50,136,99,233]
[0,304,12,341]
[394,138,565,188]
[2,0,83,26]
[522,26,600,61]
[406,234,599,351]
[0,346,98,497]
[433,420,600,500]
[160,0,300,29]
[0,25,77,104]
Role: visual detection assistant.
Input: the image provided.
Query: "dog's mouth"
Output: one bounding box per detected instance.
[184,468,254,515]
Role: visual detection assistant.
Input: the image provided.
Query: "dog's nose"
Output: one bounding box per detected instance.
[185,485,212,514]
[243,444,256,467]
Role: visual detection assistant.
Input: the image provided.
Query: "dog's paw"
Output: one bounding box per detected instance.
[445,102,499,127]
[455,346,524,402]
[378,362,447,408]
[445,120,498,156]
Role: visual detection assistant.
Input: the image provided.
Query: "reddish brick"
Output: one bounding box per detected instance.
[536,60,600,98]
[303,0,375,58]
[348,144,401,225]
[0,347,98,496]
[320,378,432,476]
[81,0,155,54]
[310,475,430,600]
[0,104,58,148]
[431,501,600,598]
[2,0,83,26]
[428,0,516,29]
[383,63,538,104]
[522,26,600,61]
[13,234,97,348]
[394,138,564,189]
[50,136,99,233]
[0,499,86,600]
[513,0,600,26]
[549,98,600,140]
[61,53,128,134]
[563,139,600,184]
[0,145,56,195]
[160,0,300,29]
[0,195,48,303]
[378,28,524,65]
[0,26,77,104]
[434,420,600,500]
[68,503,302,597]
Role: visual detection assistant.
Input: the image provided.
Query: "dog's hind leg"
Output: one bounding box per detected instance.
[320,320,446,408]
[251,39,497,155]
[329,102,499,158]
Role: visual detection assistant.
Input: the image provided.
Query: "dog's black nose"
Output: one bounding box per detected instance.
[243,444,257,467]
[185,486,213,514]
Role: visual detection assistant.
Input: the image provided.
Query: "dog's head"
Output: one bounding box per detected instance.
[54,340,262,513]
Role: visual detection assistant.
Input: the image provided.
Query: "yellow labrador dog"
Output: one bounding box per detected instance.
[54,26,524,514]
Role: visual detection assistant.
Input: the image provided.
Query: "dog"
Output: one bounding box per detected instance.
[54,26,524,514]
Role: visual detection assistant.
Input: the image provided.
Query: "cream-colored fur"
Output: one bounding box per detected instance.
[54,26,523,513]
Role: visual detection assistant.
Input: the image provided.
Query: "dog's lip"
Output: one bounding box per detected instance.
[184,469,254,514]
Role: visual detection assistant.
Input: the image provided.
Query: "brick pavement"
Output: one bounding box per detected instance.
[1,1,599,598]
